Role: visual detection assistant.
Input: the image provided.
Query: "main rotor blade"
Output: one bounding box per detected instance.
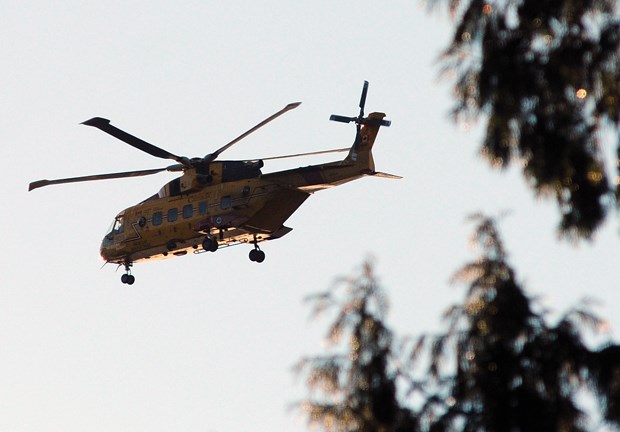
[28,166,176,191]
[206,102,301,163]
[258,147,349,161]
[82,117,189,165]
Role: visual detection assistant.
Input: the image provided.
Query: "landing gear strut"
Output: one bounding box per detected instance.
[121,261,135,285]
[249,237,265,263]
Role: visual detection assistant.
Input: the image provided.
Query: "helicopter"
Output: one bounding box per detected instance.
[29,81,399,284]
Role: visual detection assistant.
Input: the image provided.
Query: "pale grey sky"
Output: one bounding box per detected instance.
[2,1,619,431]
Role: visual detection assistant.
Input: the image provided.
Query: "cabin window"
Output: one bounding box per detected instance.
[221,196,231,210]
[152,212,163,226]
[198,201,208,215]
[167,208,178,222]
[183,204,193,219]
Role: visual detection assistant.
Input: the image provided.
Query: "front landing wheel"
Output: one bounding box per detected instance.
[249,249,265,263]
[121,274,135,285]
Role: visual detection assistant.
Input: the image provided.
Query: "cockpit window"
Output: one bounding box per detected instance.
[106,216,124,237]
[113,217,124,234]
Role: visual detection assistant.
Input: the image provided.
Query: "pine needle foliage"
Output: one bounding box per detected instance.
[417,215,620,431]
[296,218,620,431]
[427,0,620,238]
[295,262,417,432]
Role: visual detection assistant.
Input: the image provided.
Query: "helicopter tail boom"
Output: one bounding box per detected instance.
[261,108,399,190]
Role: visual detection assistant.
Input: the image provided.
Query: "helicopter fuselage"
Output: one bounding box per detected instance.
[30,81,397,284]
[100,115,386,266]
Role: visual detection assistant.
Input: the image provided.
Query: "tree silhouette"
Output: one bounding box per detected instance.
[416,215,620,431]
[295,262,417,432]
[297,217,620,431]
[296,2,620,428]
[428,0,620,238]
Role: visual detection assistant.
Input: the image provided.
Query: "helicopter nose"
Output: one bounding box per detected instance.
[100,237,112,261]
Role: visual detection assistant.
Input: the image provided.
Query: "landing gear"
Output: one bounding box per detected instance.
[249,237,265,263]
[202,236,219,252]
[121,273,135,285]
[121,261,135,285]
[249,248,265,262]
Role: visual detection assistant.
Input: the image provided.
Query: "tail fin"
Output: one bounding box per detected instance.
[344,114,401,180]
[345,112,389,165]
[331,81,399,178]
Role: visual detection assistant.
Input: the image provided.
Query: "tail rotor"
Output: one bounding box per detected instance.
[329,81,391,127]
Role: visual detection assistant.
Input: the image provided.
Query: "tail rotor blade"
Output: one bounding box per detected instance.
[330,81,389,127]
[329,114,356,123]
[359,80,369,117]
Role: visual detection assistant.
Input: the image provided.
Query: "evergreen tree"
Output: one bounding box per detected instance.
[297,2,620,427]
[298,218,620,431]
[295,262,417,432]
[428,0,620,238]
[417,215,620,431]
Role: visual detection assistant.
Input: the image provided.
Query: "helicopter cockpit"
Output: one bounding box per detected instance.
[103,214,124,245]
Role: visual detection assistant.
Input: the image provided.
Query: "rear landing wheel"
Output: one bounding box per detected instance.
[202,237,219,252]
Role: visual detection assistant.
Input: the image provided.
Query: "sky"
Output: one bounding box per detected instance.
[2,1,619,431]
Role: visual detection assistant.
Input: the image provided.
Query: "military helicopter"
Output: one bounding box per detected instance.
[29,81,399,284]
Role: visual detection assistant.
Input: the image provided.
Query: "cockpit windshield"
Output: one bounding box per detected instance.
[105,215,124,237]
